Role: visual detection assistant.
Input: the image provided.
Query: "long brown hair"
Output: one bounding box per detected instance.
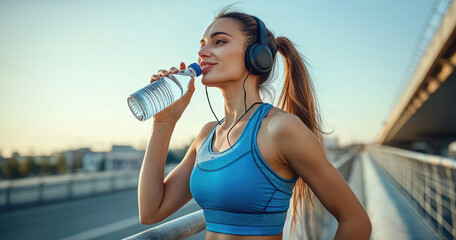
[216,9,328,238]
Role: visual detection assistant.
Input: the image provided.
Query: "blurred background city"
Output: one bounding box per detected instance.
[1,0,455,239]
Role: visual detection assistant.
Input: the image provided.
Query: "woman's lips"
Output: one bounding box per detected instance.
[201,63,216,74]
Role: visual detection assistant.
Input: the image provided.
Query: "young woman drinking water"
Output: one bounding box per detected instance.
[138,9,371,240]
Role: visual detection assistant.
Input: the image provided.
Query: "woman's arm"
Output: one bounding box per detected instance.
[138,120,217,225]
[138,63,200,224]
[138,121,178,224]
[270,113,371,240]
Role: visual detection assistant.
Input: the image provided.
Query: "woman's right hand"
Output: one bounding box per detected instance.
[150,62,196,125]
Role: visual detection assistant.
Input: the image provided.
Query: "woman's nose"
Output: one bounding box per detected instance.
[198,46,211,58]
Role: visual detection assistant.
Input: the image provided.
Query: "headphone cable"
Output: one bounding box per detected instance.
[205,86,221,125]
[205,69,263,149]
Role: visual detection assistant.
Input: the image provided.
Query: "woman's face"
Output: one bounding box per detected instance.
[198,18,248,86]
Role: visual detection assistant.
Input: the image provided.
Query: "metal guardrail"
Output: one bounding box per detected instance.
[301,146,361,240]
[0,164,178,210]
[126,147,361,240]
[366,144,456,239]
[123,210,206,240]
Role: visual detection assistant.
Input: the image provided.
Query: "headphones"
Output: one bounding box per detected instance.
[244,16,274,75]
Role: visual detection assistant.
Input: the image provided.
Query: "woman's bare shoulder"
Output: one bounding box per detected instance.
[200,121,218,136]
[194,121,218,151]
[264,106,313,139]
[265,106,299,124]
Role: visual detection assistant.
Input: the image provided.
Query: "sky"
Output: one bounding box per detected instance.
[0,0,438,158]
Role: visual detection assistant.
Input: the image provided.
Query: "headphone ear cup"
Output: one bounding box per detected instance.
[252,45,273,74]
[244,44,256,74]
[245,43,273,75]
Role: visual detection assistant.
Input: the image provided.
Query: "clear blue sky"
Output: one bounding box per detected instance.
[0,0,436,157]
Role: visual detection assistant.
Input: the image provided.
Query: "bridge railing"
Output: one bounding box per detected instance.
[366,144,456,239]
[125,147,361,240]
[0,164,178,210]
[299,146,361,240]
[124,210,206,240]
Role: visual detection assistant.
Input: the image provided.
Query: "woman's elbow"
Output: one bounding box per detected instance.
[361,213,372,237]
[139,208,160,225]
[139,213,154,225]
[354,212,372,238]
[337,210,372,239]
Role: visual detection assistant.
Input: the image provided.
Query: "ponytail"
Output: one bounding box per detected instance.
[276,36,328,238]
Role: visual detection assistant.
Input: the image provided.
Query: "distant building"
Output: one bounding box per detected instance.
[63,148,92,172]
[83,152,106,172]
[105,145,145,170]
[81,145,145,172]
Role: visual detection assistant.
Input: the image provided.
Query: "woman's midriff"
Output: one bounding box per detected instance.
[205,231,283,240]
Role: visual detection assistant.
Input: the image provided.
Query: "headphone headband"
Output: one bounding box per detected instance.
[252,16,268,47]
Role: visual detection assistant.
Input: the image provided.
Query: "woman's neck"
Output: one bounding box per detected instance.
[219,77,263,129]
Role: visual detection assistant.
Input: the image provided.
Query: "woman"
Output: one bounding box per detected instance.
[138,9,371,240]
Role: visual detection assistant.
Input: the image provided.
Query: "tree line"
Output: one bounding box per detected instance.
[2,153,68,179]
[1,142,192,179]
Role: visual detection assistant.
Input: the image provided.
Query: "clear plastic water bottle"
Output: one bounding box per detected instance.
[127,63,202,121]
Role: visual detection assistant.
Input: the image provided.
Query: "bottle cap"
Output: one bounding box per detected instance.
[189,63,202,77]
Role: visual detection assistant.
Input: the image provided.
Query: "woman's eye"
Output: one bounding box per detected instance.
[215,39,226,45]
[200,39,225,49]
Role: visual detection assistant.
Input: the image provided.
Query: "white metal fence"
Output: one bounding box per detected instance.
[367,144,456,239]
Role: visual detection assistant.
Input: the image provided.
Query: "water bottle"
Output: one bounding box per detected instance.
[127,63,202,121]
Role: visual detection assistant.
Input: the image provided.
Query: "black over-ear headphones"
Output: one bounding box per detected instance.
[244,16,273,75]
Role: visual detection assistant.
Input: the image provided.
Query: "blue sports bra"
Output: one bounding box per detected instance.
[189,103,299,236]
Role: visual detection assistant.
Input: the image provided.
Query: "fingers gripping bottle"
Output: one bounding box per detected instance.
[127,63,202,121]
